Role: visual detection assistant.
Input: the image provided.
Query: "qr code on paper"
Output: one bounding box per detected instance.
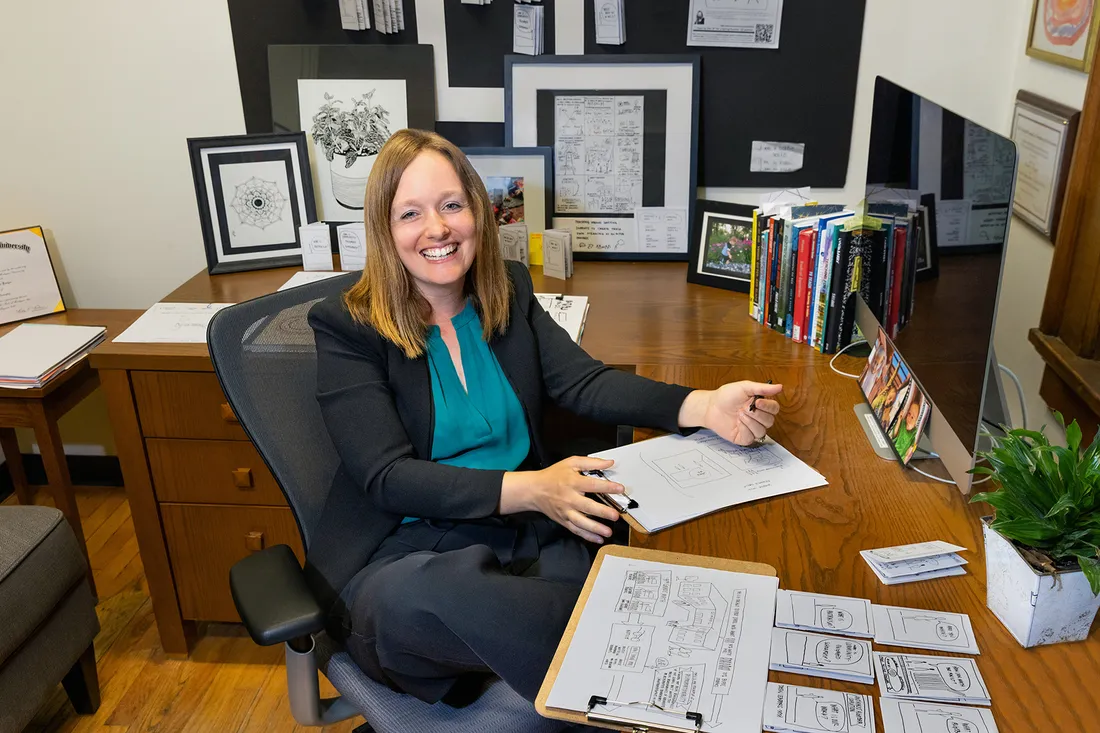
[754,24,774,43]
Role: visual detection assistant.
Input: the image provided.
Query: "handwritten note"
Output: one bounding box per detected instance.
[935,200,971,247]
[556,217,634,253]
[751,141,806,173]
[634,207,688,253]
[114,303,234,344]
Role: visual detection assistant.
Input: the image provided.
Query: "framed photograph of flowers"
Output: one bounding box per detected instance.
[187,132,318,274]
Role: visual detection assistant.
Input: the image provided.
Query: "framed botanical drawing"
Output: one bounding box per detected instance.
[187,132,317,274]
[686,200,756,293]
[1026,0,1100,71]
[0,225,66,325]
[269,44,436,222]
[505,55,701,261]
[1010,91,1080,241]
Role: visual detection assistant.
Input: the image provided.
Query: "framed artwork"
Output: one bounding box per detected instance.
[916,194,940,281]
[0,225,66,325]
[1026,0,1100,71]
[462,147,552,237]
[1010,91,1081,242]
[505,55,701,261]
[268,44,436,222]
[686,200,756,293]
[187,132,317,275]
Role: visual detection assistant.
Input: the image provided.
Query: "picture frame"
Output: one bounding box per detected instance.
[686,200,756,293]
[187,132,317,275]
[1026,0,1100,71]
[504,54,701,262]
[462,147,553,237]
[1010,90,1081,242]
[917,193,941,281]
[268,44,437,223]
[0,225,66,326]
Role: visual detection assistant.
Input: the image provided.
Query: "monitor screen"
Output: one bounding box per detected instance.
[863,76,1016,458]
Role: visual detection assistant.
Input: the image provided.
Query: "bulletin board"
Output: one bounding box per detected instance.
[582,0,867,189]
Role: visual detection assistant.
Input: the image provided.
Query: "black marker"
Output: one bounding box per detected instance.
[749,379,773,412]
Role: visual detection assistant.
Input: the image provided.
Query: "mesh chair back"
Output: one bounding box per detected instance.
[207,273,359,551]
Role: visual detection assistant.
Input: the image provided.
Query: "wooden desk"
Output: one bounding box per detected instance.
[0,309,138,597]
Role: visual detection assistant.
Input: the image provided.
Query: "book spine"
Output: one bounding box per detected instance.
[904,218,920,329]
[749,211,759,319]
[888,224,906,337]
[756,221,770,324]
[803,229,816,346]
[839,231,867,350]
[807,222,826,349]
[784,224,800,339]
[823,230,851,354]
[792,228,813,343]
[814,224,838,350]
[770,220,786,332]
[763,218,776,326]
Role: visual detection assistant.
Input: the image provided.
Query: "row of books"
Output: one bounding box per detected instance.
[748,202,928,354]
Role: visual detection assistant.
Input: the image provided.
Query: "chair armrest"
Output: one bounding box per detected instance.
[230,544,325,646]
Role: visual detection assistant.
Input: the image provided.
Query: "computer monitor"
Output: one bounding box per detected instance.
[858,76,1017,491]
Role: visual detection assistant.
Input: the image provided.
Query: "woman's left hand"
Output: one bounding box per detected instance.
[678,381,783,446]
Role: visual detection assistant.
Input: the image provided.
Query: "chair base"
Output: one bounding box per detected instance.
[61,644,100,714]
[286,637,361,726]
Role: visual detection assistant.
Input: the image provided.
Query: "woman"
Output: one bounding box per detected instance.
[307,129,782,707]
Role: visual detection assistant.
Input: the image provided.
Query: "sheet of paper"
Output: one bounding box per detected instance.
[687,0,783,48]
[300,223,333,272]
[534,293,588,344]
[935,200,971,246]
[750,142,805,173]
[499,223,529,265]
[863,552,968,579]
[763,683,875,733]
[873,653,991,705]
[278,271,346,291]
[513,4,537,54]
[541,231,571,280]
[966,207,1009,246]
[554,95,644,215]
[113,303,233,344]
[634,207,688,253]
[592,431,827,533]
[595,0,626,44]
[769,629,874,683]
[556,217,635,254]
[963,121,1015,206]
[544,554,779,733]
[774,590,874,638]
[866,563,967,586]
[879,699,999,733]
[872,606,979,655]
[759,188,812,211]
[864,541,967,564]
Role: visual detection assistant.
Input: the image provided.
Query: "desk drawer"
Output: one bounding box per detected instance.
[148,439,286,506]
[161,503,304,622]
[133,371,247,440]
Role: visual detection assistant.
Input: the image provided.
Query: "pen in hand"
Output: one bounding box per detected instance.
[749,379,773,413]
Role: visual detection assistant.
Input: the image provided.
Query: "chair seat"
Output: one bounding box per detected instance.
[0,506,87,666]
[314,632,568,733]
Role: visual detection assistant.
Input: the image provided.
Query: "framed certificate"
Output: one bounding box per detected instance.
[1010,91,1080,242]
[0,225,66,326]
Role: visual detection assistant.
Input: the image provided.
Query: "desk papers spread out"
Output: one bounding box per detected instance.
[545,554,779,732]
[114,303,233,344]
[878,699,999,733]
[769,629,874,684]
[0,324,106,389]
[278,271,346,291]
[873,653,991,706]
[774,590,874,639]
[534,293,588,345]
[591,431,827,533]
[763,682,875,733]
[871,605,980,655]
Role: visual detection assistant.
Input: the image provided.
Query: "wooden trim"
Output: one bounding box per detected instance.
[1029,328,1100,416]
[99,368,191,656]
[1040,366,1100,444]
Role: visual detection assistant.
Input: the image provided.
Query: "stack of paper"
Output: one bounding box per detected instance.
[861,541,968,585]
[339,0,370,29]
[461,0,492,4]
[114,303,233,344]
[763,683,875,733]
[874,652,991,706]
[594,0,626,45]
[337,222,367,271]
[534,294,588,344]
[871,605,980,654]
[370,0,405,33]
[513,2,545,55]
[542,229,573,280]
[769,629,875,684]
[0,324,106,389]
[774,590,875,638]
[278,271,346,292]
[500,223,529,266]
[879,699,999,733]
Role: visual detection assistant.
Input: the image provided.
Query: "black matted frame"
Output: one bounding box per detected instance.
[503,54,700,262]
[461,147,553,235]
[187,132,317,275]
[686,200,757,293]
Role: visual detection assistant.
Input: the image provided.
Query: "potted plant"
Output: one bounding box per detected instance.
[309,90,392,210]
[970,414,1100,647]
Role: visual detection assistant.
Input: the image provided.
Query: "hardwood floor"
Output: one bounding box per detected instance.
[4,487,362,733]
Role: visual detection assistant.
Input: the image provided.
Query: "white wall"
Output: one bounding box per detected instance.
[0,1,245,309]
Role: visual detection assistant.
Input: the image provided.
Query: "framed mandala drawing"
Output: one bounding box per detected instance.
[187,132,318,274]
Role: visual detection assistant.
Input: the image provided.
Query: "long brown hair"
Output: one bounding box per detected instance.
[343,129,512,358]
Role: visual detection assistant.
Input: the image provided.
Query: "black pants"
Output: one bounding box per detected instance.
[338,515,592,704]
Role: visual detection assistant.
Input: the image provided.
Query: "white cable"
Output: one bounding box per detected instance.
[829,339,868,379]
[998,363,1028,430]
[909,464,991,486]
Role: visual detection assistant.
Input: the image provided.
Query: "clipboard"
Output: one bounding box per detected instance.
[535,544,777,732]
[584,470,650,536]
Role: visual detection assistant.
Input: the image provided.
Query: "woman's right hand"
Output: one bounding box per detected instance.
[501,457,625,544]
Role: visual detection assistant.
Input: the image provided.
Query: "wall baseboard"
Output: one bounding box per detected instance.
[0,453,123,502]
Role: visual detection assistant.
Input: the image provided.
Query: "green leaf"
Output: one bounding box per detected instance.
[1074,552,1100,596]
[1066,420,1083,456]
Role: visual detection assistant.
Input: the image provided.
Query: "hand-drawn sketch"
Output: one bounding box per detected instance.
[669,581,729,650]
[775,590,875,638]
[874,653,990,704]
[872,606,979,654]
[603,623,654,671]
[710,442,785,475]
[764,683,875,733]
[216,160,297,250]
[617,569,672,615]
[770,629,875,683]
[554,95,644,215]
[879,699,998,733]
[649,450,732,490]
[231,177,287,230]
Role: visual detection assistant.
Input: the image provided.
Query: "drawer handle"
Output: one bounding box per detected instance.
[220,403,240,425]
[246,531,265,553]
[232,468,254,489]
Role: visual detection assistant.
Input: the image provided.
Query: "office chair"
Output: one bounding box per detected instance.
[208,273,568,732]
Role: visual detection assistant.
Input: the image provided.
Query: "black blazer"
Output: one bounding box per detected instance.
[304,261,693,611]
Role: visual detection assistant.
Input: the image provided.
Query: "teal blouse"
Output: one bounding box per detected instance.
[402,300,530,523]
